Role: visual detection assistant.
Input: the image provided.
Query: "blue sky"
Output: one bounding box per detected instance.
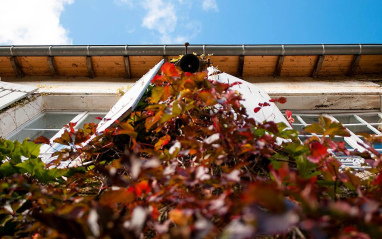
[0,0,381,45]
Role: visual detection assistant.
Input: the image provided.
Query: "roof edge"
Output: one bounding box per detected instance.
[1,44,382,56]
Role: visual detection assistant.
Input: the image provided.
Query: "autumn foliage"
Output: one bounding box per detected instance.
[1,62,382,238]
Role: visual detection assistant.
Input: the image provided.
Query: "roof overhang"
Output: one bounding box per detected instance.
[0,44,381,79]
[1,44,382,56]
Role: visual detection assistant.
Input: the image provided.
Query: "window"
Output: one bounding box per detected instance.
[291,112,382,168]
[6,111,106,156]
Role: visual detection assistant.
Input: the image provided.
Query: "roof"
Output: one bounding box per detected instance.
[0,44,381,79]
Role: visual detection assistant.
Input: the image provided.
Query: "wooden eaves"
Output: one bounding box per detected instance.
[0,44,381,80]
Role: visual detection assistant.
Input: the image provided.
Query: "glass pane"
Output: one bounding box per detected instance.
[298,136,311,142]
[292,124,306,134]
[26,113,78,129]
[332,137,353,149]
[373,142,382,151]
[332,115,361,124]
[359,114,382,124]
[346,125,376,135]
[76,113,106,129]
[369,124,382,133]
[10,129,58,141]
[299,115,319,124]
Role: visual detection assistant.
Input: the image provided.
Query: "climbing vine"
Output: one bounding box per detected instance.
[1,62,382,238]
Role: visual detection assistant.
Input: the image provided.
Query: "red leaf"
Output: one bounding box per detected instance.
[151,75,165,84]
[33,136,50,145]
[230,81,242,87]
[285,110,292,118]
[135,180,151,197]
[278,97,287,104]
[95,117,103,120]
[308,141,328,163]
[263,102,270,107]
[254,107,261,113]
[285,110,295,125]
[68,122,77,133]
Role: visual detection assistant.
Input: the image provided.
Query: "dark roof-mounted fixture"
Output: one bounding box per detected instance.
[179,42,200,73]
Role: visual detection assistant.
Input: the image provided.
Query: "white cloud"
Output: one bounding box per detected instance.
[141,0,177,43]
[0,0,73,45]
[116,0,213,44]
[202,0,218,12]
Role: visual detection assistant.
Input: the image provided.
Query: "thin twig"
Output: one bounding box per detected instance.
[294,227,306,239]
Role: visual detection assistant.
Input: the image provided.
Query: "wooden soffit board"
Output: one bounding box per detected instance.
[0,55,381,78]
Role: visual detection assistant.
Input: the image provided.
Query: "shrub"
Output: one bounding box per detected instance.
[1,63,382,238]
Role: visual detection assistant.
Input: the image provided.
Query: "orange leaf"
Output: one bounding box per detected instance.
[169,209,189,226]
[161,62,180,77]
[199,90,216,106]
[118,122,138,138]
[154,134,171,151]
[145,110,163,130]
[99,189,135,205]
[161,85,171,101]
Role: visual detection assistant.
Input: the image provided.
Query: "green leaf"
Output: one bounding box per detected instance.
[35,168,69,183]
[253,128,266,137]
[172,100,182,115]
[295,155,319,178]
[16,157,68,183]
[16,157,44,176]
[270,153,290,170]
[159,113,173,124]
[20,140,40,158]
[305,123,324,135]
[0,162,19,177]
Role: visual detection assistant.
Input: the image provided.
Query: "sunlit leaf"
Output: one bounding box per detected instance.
[145,110,163,130]
[155,135,171,151]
